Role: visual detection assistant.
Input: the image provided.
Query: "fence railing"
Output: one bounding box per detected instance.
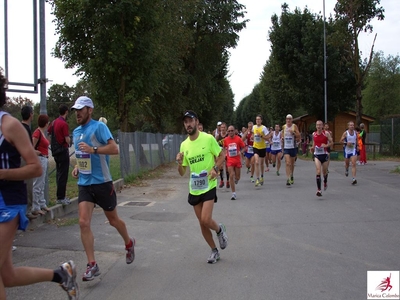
[118,131,186,178]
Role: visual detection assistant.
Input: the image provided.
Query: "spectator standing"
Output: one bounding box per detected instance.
[20,105,37,220]
[48,104,71,205]
[359,123,367,165]
[31,115,51,215]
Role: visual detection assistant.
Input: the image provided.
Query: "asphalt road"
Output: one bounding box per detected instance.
[8,159,400,300]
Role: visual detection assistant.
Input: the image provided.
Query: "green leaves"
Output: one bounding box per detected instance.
[50,0,246,132]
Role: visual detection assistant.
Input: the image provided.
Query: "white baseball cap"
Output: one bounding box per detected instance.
[71,96,94,110]
[217,121,222,126]
[286,114,293,119]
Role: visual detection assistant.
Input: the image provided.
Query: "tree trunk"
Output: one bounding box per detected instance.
[355,83,363,126]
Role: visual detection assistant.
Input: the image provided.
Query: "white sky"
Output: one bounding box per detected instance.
[0,0,399,107]
[228,0,400,107]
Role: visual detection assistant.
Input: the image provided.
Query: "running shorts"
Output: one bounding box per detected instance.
[188,187,217,206]
[227,161,242,168]
[0,193,29,231]
[253,147,266,158]
[344,152,356,159]
[283,148,297,157]
[314,154,329,164]
[244,152,254,159]
[270,149,282,156]
[78,181,117,211]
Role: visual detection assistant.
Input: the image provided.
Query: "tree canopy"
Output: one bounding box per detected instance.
[50,0,247,133]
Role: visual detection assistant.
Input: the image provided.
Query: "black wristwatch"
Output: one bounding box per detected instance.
[93,146,98,154]
[213,165,219,173]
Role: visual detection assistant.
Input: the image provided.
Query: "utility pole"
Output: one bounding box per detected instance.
[38,0,47,114]
[323,0,328,123]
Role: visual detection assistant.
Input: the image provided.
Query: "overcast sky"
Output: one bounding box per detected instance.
[1,0,399,107]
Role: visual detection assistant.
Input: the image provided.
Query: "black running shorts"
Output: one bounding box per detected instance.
[314,154,329,164]
[188,187,217,206]
[78,181,117,211]
[253,147,266,158]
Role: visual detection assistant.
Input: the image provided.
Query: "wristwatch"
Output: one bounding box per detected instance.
[213,165,219,173]
[93,146,98,154]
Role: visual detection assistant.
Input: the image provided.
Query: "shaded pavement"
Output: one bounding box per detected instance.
[8,159,400,300]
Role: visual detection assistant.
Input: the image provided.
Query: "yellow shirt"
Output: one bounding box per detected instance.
[252,125,269,149]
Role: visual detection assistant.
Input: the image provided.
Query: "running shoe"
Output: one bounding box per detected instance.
[255,179,260,187]
[226,181,230,189]
[126,238,136,264]
[82,263,100,281]
[276,171,280,176]
[316,190,322,197]
[324,182,328,191]
[231,193,237,200]
[265,168,269,172]
[273,163,276,168]
[234,179,238,184]
[286,179,291,186]
[352,179,357,185]
[12,246,17,251]
[250,176,255,183]
[289,176,294,185]
[219,180,224,188]
[207,248,220,264]
[246,168,250,174]
[59,260,79,300]
[217,223,228,250]
[345,168,349,177]
[260,177,264,185]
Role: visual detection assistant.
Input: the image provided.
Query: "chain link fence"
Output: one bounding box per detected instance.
[118,131,186,178]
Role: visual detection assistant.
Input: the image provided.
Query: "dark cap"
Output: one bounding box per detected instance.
[183,110,198,120]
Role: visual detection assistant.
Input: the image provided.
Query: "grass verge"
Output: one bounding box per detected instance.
[47,156,173,207]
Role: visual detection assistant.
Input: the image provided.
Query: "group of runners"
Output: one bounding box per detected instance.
[202,114,363,201]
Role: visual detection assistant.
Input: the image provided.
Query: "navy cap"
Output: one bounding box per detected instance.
[183,110,198,120]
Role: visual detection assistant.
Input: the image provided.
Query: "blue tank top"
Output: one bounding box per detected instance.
[0,111,27,205]
[73,119,114,186]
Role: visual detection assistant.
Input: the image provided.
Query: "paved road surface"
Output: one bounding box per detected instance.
[8,159,400,300]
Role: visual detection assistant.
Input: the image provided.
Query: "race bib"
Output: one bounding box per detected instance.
[273,141,280,148]
[76,151,92,174]
[247,146,254,154]
[228,143,238,157]
[285,137,294,148]
[315,146,325,155]
[254,134,261,143]
[190,171,209,191]
[347,143,355,150]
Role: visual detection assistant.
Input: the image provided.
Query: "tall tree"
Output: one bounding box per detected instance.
[334,0,385,125]
[3,96,34,120]
[363,51,400,119]
[51,0,175,131]
[261,4,354,122]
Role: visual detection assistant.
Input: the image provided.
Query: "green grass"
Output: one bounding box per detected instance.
[47,217,80,227]
[47,153,173,206]
[390,165,400,174]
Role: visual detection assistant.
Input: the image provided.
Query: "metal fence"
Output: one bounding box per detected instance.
[368,117,400,156]
[118,131,186,178]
